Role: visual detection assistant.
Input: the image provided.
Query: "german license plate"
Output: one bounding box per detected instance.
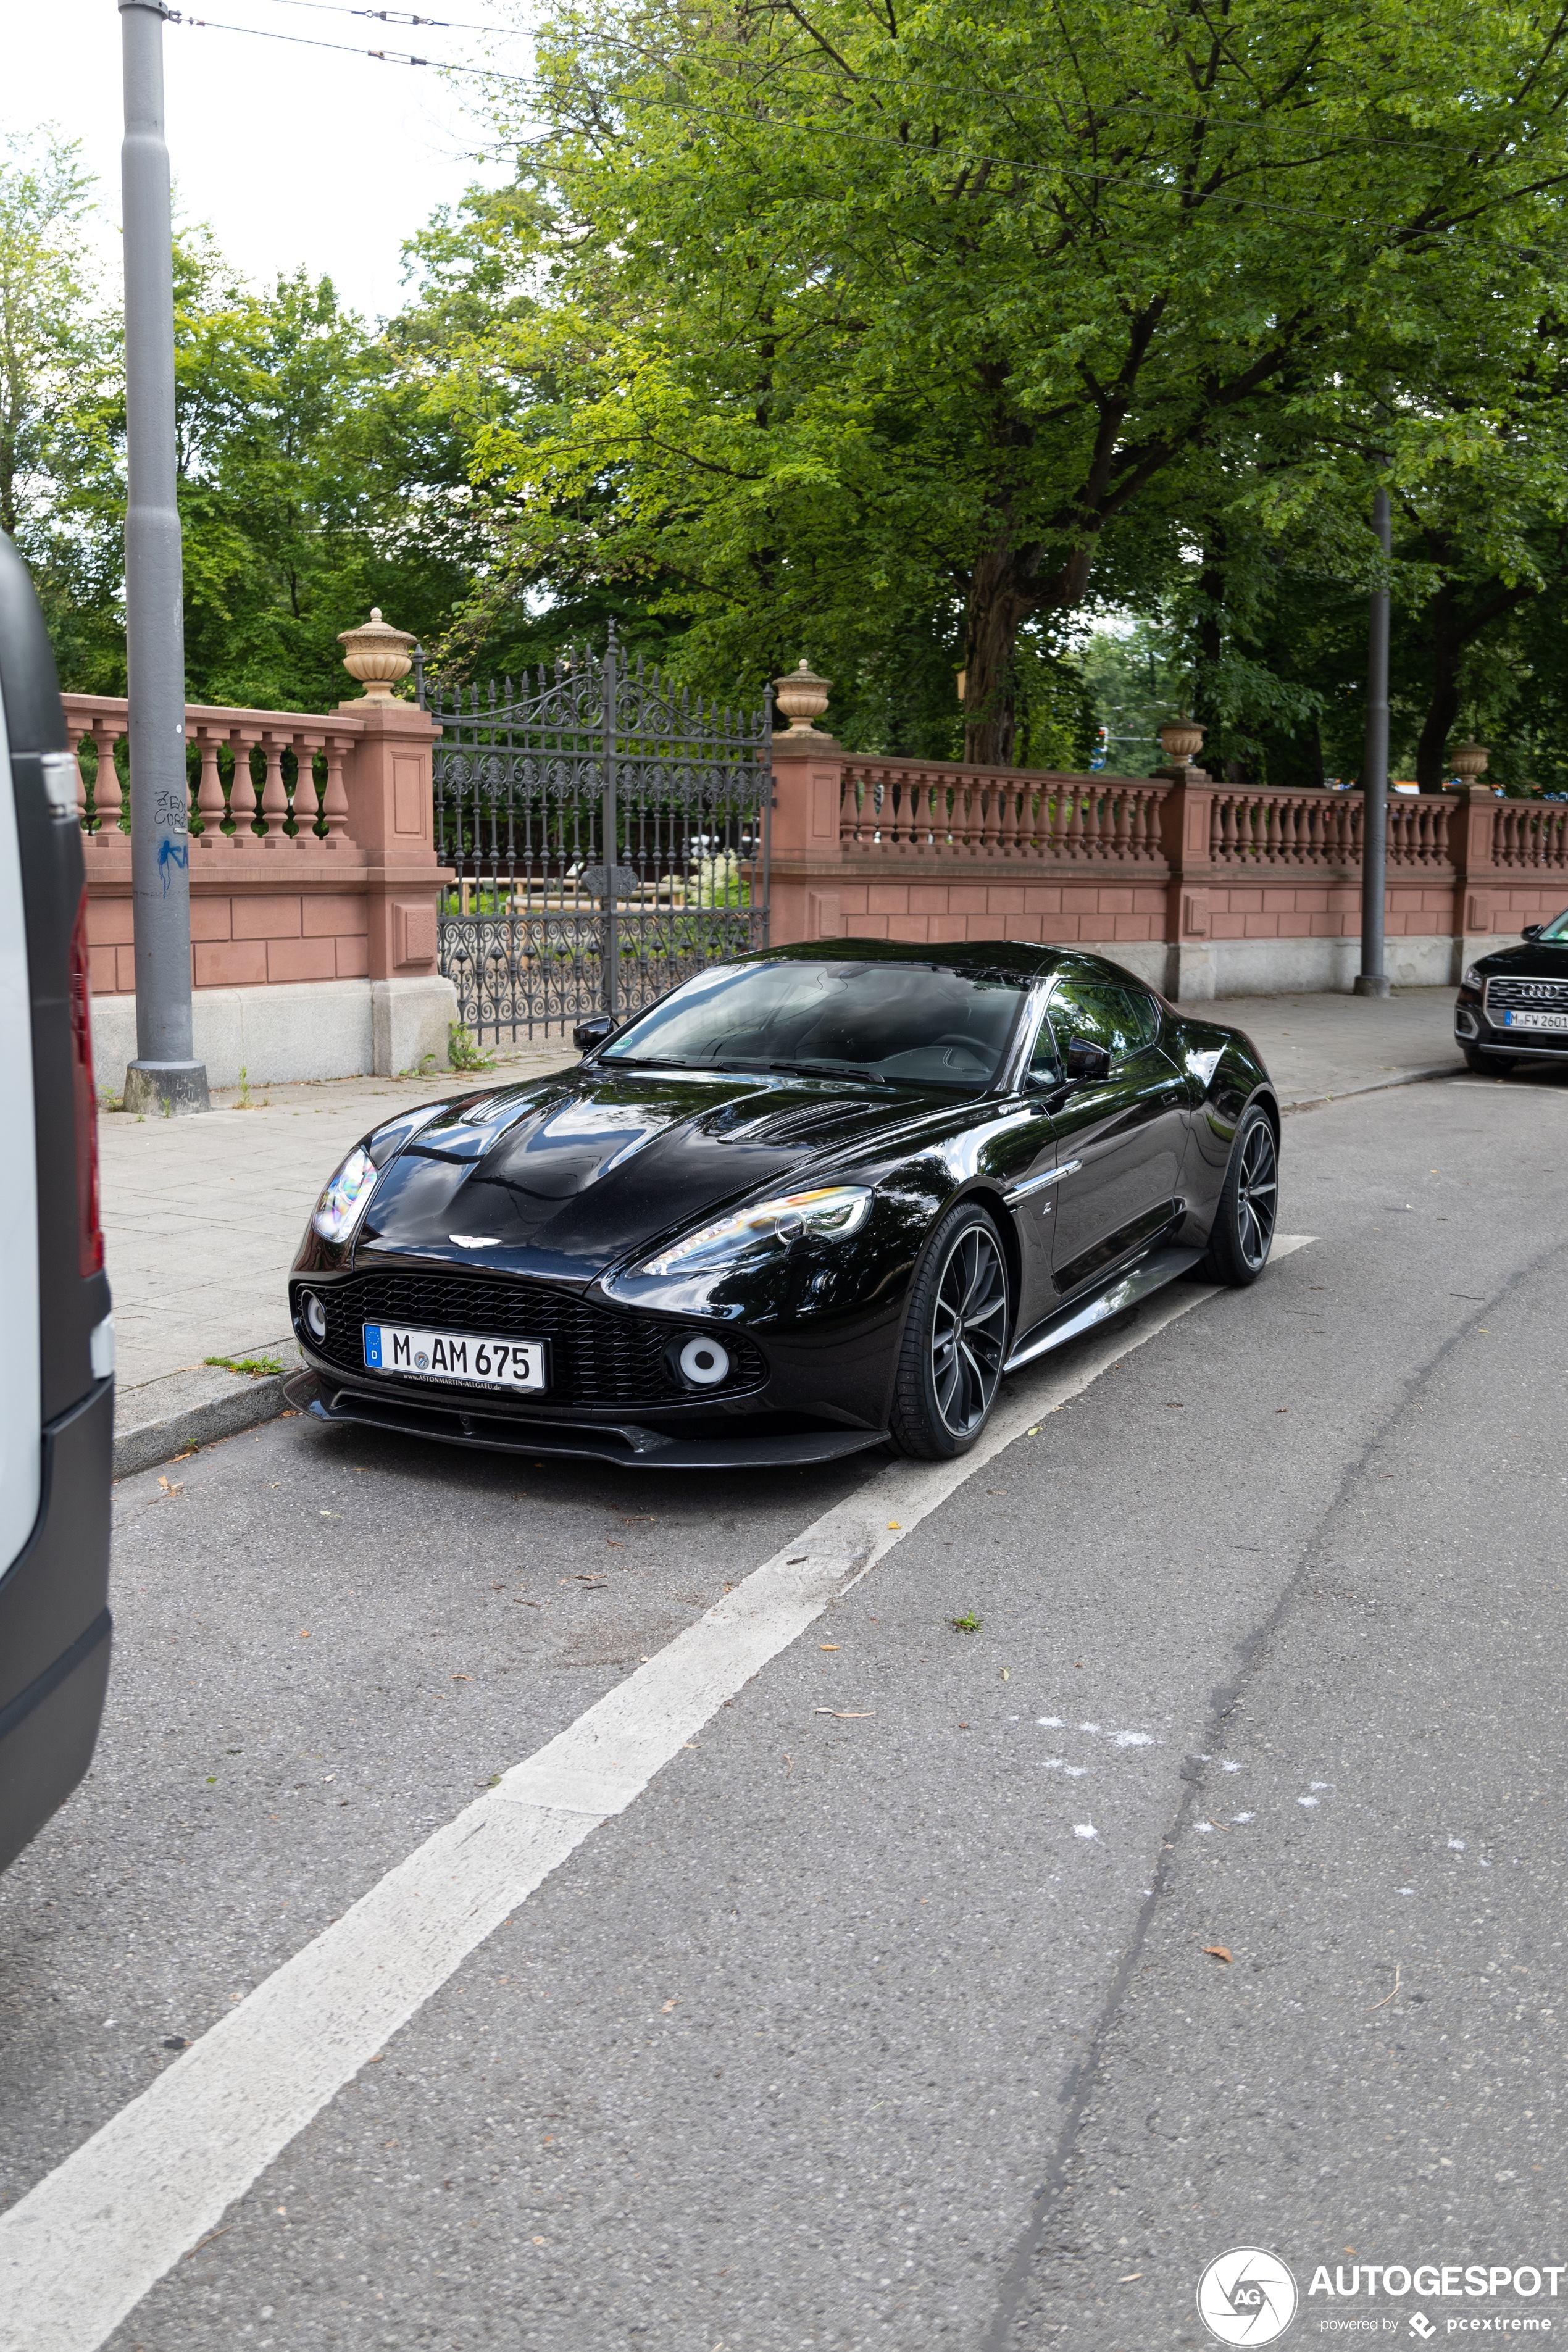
[362,1322,547,1390]
[1501,1007,1568,1031]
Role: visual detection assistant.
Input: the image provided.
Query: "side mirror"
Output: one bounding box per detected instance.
[573,1014,614,1053]
[1065,1036,1113,1083]
[1522,924,1542,941]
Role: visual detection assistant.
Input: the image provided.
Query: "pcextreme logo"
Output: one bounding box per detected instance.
[1198,2249,1301,2345]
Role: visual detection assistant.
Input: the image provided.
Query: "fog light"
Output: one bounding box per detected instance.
[301,1291,328,1343]
[677,1334,730,1388]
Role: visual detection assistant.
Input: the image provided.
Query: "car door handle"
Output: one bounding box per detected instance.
[1003,1159,1082,1206]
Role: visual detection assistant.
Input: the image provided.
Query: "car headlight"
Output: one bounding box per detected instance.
[641,1185,873,1277]
[311,1144,380,1244]
[1462,965,1484,991]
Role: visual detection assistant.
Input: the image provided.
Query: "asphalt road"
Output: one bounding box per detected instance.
[1,1067,1566,2351]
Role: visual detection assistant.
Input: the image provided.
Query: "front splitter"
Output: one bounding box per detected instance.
[283,1372,888,1470]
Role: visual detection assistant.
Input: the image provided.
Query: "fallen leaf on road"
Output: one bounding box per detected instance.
[814,1708,874,1719]
[1202,1945,1234,1964]
[661,1998,678,2012]
[819,1643,840,1651]
[886,1520,901,1530]
[451,1674,472,1682]
[157,1475,183,1496]
[299,1630,310,1640]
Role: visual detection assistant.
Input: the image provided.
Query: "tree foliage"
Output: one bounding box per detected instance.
[434,0,1568,764]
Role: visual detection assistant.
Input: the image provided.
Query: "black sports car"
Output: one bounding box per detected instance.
[1454,907,1568,1072]
[285,942,1280,1470]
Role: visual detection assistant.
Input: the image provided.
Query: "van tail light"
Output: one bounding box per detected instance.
[69,888,104,1277]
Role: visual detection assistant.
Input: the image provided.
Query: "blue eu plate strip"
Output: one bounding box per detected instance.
[363,1324,383,1369]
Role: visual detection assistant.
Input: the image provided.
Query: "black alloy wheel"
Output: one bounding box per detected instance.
[1199,1106,1278,1287]
[888,1203,1011,1459]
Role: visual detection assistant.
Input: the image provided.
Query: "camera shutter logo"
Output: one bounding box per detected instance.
[1196,2250,1299,2345]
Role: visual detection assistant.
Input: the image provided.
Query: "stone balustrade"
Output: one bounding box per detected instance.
[772,724,1568,997]
[67,684,455,1089]
[838,760,1167,864]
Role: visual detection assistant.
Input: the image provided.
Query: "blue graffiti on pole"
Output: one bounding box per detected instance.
[157,834,190,898]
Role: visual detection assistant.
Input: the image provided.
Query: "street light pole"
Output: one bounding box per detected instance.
[1354,483,1393,1000]
[120,0,208,1113]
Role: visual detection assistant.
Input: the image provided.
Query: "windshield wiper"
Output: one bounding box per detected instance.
[712,1057,891,1086]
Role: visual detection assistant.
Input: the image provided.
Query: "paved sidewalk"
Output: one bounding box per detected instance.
[99,991,1467,1469]
[101,1038,577,1468]
[1175,983,1462,1109]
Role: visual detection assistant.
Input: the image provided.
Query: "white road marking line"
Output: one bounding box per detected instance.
[0,1238,1312,2352]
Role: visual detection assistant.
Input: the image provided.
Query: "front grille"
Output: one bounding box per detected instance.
[297,1271,766,1409]
[1484,975,1568,1017]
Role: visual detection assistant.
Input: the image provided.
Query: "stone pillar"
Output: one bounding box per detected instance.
[769,736,847,946]
[1448,780,1500,981]
[769,662,846,945]
[1159,771,1220,1001]
[335,610,456,1072]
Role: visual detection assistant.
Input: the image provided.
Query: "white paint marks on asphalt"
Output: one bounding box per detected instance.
[0,1239,1314,2352]
[1073,1824,1098,1841]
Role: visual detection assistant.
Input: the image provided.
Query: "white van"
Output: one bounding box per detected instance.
[0,530,114,1872]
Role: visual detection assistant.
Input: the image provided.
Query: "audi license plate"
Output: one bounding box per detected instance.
[362,1322,547,1390]
[1501,1008,1568,1032]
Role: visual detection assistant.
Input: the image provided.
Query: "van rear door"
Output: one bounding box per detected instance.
[0,529,114,1875]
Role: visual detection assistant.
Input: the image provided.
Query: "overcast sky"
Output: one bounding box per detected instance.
[8,0,531,320]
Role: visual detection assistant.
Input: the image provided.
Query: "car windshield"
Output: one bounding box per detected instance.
[601,958,1029,1088]
[1536,907,1568,940]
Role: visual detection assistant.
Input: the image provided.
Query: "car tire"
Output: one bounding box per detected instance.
[887,1202,1011,1460]
[1462,1041,1514,1075]
[1196,1105,1278,1287]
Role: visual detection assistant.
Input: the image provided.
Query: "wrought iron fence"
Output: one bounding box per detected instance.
[420,630,772,1041]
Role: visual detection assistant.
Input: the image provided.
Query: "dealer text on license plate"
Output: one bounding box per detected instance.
[1501,1008,1568,1032]
[362,1322,547,1390]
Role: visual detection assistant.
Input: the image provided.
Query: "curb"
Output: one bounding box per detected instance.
[1278,1061,1462,1117]
[113,1342,303,1480]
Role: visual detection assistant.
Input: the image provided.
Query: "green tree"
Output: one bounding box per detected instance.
[438,0,1568,762]
[170,241,483,711]
[0,128,123,688]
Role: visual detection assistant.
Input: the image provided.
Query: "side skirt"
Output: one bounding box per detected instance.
[1003,1244,1208,1375]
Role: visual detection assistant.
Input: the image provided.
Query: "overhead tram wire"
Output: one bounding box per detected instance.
[159,4,532,79]
[252,0,530,36]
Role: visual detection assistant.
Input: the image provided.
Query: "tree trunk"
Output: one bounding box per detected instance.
[961,538,1029,765]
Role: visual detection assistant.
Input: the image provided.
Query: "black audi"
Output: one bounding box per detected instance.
[1454,907,1568,1072]
[285,942,1280,1469]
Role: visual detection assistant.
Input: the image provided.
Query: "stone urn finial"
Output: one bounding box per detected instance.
[1157,713,1207,775]
[338,607,415,701]
[774,658,832,736]
[1450,740,1490,788]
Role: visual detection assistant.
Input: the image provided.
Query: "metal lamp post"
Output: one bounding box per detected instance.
[120,0,207,1112]
[1354,484,1393,999]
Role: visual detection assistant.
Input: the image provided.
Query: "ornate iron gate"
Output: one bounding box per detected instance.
[420,631,772,1041]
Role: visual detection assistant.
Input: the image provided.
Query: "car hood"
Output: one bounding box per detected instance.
[352,1065,956,1282]
[1475,939,1568,979]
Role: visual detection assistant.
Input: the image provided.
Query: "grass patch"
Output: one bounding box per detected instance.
[204,1353,285,1378]
[951,1611,982,1635]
